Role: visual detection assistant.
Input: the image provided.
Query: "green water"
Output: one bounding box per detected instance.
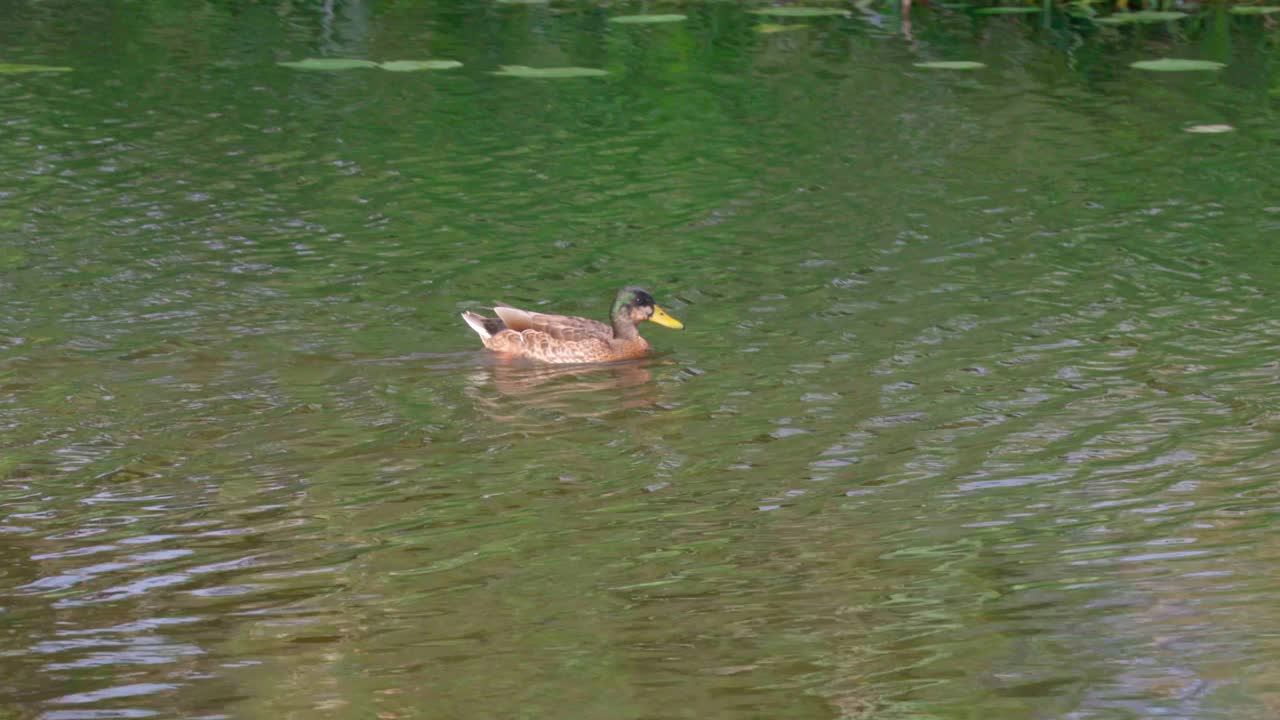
[4,1,1280,718]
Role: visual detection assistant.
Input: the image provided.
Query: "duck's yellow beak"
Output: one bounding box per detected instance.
[649,305,684,330]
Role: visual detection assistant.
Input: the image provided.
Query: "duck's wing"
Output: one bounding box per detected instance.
[493,305,612,342]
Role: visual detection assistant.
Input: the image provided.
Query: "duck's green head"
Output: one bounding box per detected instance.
[611,287,684,329]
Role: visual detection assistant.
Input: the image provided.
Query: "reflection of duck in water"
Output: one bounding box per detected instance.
[487,360,654,397]
[461,287,684,364]
[466,359,661,423]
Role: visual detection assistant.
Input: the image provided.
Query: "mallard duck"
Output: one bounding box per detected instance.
[461,287,684,364]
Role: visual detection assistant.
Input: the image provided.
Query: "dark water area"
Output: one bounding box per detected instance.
[3,1,1280,718]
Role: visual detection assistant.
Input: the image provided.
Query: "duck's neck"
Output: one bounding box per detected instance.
[611,315,640,340]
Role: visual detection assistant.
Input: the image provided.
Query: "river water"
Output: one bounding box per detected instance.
[3,1,1280,718]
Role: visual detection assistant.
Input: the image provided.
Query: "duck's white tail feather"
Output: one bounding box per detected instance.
[461,311,495,339]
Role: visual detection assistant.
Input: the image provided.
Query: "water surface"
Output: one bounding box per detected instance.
[3,2,1280,718]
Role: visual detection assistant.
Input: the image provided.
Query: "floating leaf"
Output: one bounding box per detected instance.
[379,60,463,71]
[1094,10,1187,23]
[914,60,986,69]
[0,63,72,73]
[1130,58,1225,72]
[492,65,609,78]
[756,22,810,32]
[610,14,687,23]
[973,6,1042,14]
[1230,5,1280,13]
[748,7,852,17]
[278,58,378,71]
[1184,124,1234,134]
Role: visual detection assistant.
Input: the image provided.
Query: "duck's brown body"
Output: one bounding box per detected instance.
[461,288,682,365]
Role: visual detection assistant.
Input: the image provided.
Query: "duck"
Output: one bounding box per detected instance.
[461,287,684,364]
